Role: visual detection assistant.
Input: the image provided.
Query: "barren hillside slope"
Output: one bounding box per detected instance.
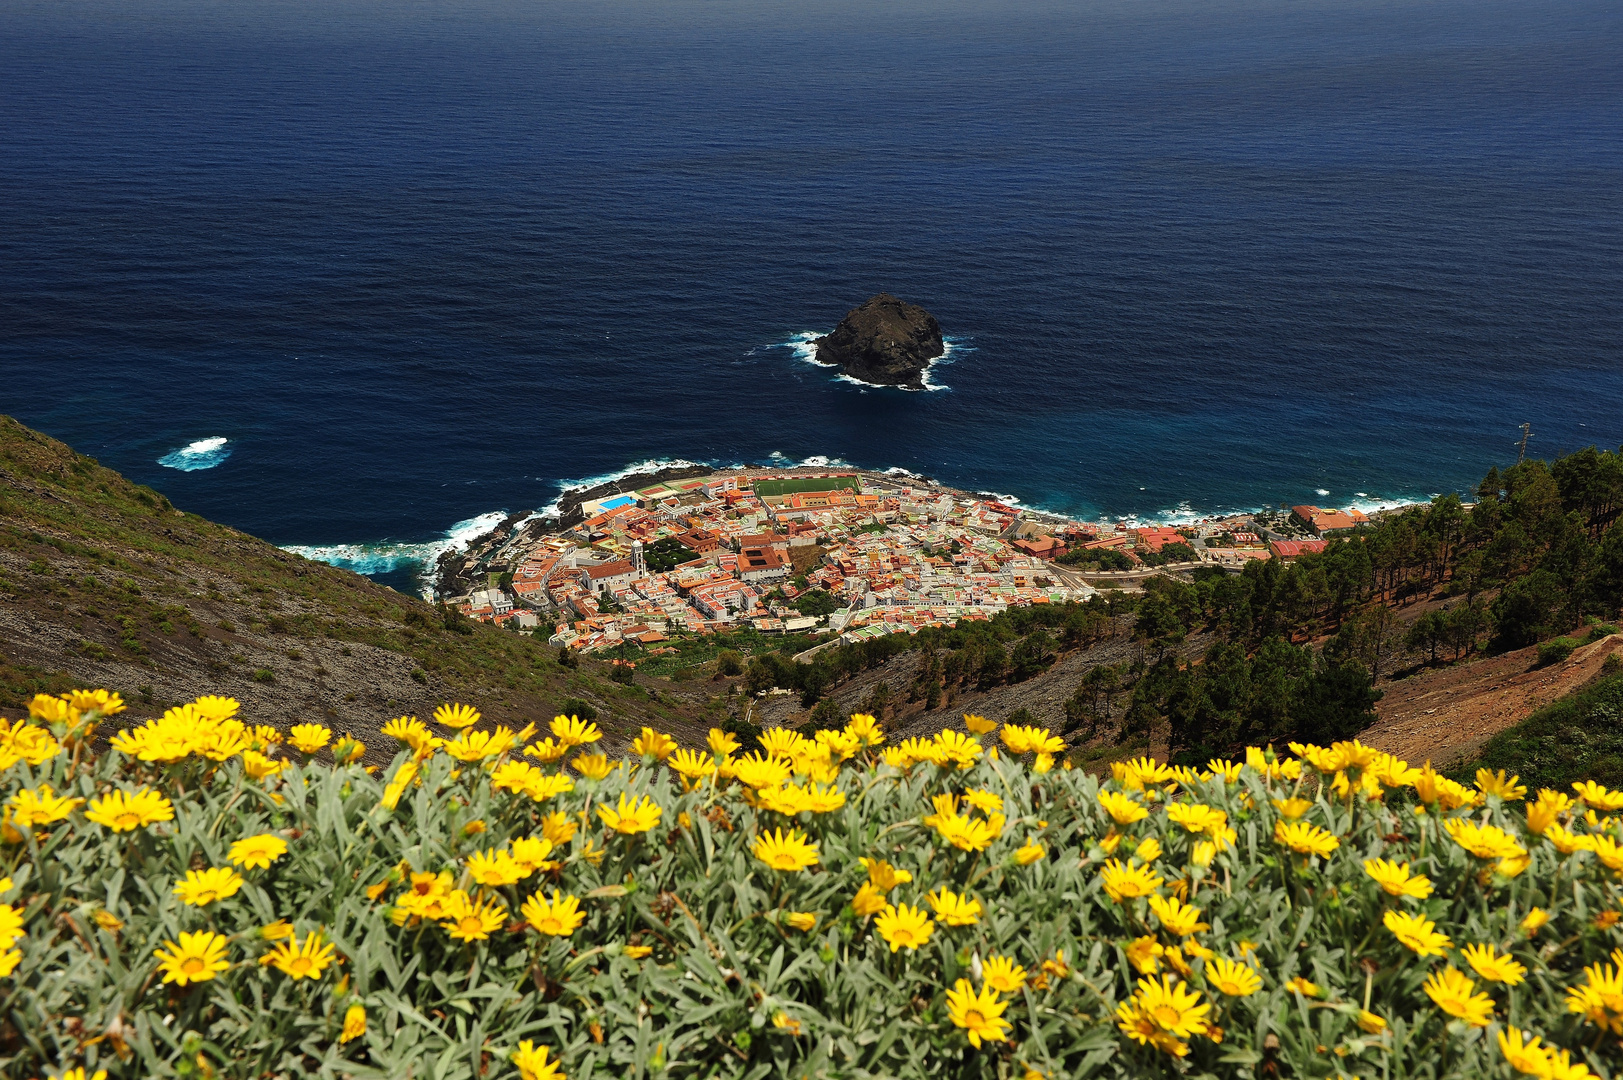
[1361,633,1623,767]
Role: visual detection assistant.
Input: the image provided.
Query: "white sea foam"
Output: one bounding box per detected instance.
[158,437,231,472]
[785,331,835,367]
[765,452,856,469]
[1315,488,1330,497]
[779,332,966,392]
[282,510,508,594]
[1341,493,1433,517]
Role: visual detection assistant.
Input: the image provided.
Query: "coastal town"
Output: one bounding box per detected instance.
[440,469,1403,654]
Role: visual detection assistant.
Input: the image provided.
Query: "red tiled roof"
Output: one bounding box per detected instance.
[585,559,636,579]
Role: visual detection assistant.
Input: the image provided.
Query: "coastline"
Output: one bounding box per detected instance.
[282,455,1451,598]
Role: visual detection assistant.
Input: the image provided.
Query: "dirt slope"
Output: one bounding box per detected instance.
[1360,634,1623,767]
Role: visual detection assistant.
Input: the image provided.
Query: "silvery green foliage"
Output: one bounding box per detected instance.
[0,733,1619,1079]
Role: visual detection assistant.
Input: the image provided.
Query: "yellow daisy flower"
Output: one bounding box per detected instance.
[521,890,585,936]
[173,867,245,907]
[1443,819,1526,860]
[1271,798,1313,820]
[707,728,741,756]
[851,883,887,917]
[753,828,819,871]
[926,888,983,926]
[1274,820,1339,858]
[550,713,602,748]
[946,977,1011,1047]
[1423,966,1493,1027]
[1165,803,1226,834]
[1148,895,1207,936]
[1100,859,1164,902]
[467,848,526,886]
[1384,909,1452,957]
[540,812,578,846]
[1125,935,1164,974]
[667,748,717,783]
[287,723,332,754]
[1098,790,1149,825]
[263,930,337,979]
[339,1003,366,1043]
[228,832,289,870]
[1572,780,1623,812]
[570,753,612,781]
[84,787,173,832]
[511,1040,564,1080]
[433,703,481,730]
[524,738,567,763]
[1462,942,1528,985]
[153,930,231,986]
[982,954,1027,993]
[1205,957,1261,997]
[1475,768,1527,801]
[510,836,556,876]
[874,903,934,951]
[45,1068,109,1080]
[8,785,83,827]
[1127,974,1211,1039]
[1363,857,1432,899]
[1497,1027,1551,1076]
[597,793,662,834]
[440,892,507,942]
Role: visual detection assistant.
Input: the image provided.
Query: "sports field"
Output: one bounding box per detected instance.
[752,475,862,498]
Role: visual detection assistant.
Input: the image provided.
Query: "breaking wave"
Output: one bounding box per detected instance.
[780,333,967,392]
[766,452,853,469]
[158,437,231,471]
[282,510,509,587]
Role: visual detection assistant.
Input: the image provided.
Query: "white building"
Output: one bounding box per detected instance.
[468,589,513,616]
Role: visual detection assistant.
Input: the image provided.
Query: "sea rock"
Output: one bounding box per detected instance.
[814,294,945,389]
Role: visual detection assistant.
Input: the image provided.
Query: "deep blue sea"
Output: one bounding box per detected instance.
[4,0,1622,593]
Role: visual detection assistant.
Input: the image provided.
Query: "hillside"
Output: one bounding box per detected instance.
[0,415,714,750]
[1360,631,1623,767]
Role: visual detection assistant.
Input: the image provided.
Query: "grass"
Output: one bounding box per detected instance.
[751,475,861,499]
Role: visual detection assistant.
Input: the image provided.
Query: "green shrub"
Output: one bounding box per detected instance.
[1535,637,1582,667]
[559,697,596,722]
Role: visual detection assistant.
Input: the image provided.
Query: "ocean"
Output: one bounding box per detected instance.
[3,0,1621,594]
